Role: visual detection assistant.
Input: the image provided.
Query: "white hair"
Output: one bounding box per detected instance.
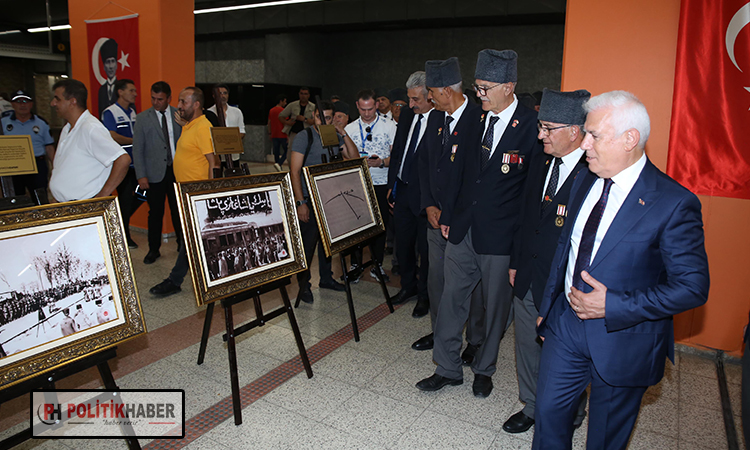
[447,81,463,94]
[406,71,427,93]
[583,90,650,148]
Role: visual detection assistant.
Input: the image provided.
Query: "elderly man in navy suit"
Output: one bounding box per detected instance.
[532,91,709,449]
[417,49,542,398]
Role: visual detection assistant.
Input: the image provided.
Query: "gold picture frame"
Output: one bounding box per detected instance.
[175,172,307,306]
[0,198,146,390]
[304,157,385,257]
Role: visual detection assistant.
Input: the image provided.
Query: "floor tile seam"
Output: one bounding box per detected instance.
[143,301,397,450]
[421,400,511,434]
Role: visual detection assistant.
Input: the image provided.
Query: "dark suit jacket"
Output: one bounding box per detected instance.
[419,101,481,217]
[511,150,588,309]
[98,83,116,119]
[132,106,183,183]
[440,103,542,255]
[388,108,427,216]
[538,159,710,387]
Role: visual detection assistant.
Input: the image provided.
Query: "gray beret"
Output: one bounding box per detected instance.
[537,88,591,125]
[474,49,517,84]
[425,57,462,88]
[334,101,350,115]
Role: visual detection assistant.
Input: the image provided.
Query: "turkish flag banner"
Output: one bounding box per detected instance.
[667,0,750,200]
[85,14,141,120]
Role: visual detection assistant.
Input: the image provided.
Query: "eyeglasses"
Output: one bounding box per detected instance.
[12,99,31,104]
[537,122,572,136]
[472,83,502,96]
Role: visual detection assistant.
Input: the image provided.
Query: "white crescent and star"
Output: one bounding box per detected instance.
[726,2,750,72]
[90,37,130,85]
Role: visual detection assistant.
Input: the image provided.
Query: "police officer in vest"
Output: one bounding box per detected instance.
[1,90,56,197]
[102,79,141,248]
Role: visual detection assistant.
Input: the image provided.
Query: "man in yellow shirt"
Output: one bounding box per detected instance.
[150,87,219,297]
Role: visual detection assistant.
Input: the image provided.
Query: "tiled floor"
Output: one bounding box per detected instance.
[0,161,743,449]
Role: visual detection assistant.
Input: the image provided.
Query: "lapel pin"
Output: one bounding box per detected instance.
[512,119,519,128]
[638,198,645,206]
[437,127,442,135]
[480,114,486,122]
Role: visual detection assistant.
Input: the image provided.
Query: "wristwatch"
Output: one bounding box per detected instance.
[379,161,385,169]
[295,199,307,207]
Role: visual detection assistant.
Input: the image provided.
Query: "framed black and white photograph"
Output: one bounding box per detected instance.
[304,158,385,257]
[176,173,306,306]
[0,198,146,390]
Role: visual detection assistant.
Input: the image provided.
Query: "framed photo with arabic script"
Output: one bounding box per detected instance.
[175,172,307,306]
[0,198,146,390]
[304,157,385,257]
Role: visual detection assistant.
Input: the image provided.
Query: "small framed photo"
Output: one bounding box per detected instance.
[0,198,146,390]
[175,172,307,306]
[304,157,385,257]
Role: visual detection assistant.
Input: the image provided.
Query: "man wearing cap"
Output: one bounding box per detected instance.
[375,89,393,120]
[412,58,484,361]
[332,101,350,129]
[417,50,542,398]
[386,71,435,317]
[388,88,409,123]
[1,90,56,197]
[503,88,590,434]
[132,81,183,265]
[102,79,141,248]
[533,90,709,449]
[49,79,130,203]
[98,38,119,118]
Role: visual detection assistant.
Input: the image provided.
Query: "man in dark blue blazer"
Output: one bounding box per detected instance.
[504,88,591,434]
[417,50,542,397]
[387,71,435,316]
[532,91,709,449]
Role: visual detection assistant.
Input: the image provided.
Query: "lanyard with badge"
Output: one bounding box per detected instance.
[357,115,379,155]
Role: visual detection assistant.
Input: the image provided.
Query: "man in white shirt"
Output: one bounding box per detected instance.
[532,91,709,449]
[49,79,130,203]
[208,83,245,163]
[343,89,397,280]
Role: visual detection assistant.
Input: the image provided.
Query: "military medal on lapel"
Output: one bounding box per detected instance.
[555,204,567,227]
[437,127,442,136]
[518,155,524,170]
[450,144,458,162]
[501,153,510,174]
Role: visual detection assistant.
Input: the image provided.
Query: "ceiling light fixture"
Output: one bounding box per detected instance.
[194,0,323,15]
[27,25,72,33]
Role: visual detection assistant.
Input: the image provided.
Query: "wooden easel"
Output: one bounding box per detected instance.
[196,277,312,425]
[295,235,394,342]
[0,347,141,450]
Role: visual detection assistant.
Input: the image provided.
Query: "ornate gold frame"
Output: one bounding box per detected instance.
[304,157,385,257]
[0,198,146,390]
[175,172,307,306]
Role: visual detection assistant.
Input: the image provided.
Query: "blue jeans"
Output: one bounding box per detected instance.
[272,138,288,165]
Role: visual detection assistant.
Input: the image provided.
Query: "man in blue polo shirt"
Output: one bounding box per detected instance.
[1,90,56,197]
[102,79,141,248]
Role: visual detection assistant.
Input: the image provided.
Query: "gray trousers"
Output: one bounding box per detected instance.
[433,228,513,379]
[515,285,587,421]
[514,288,543,417]
[426,228,484,345]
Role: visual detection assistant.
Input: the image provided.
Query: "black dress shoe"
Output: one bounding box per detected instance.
[143,250,161,264]
[149,279,181,297]
[472,374,493,398]
[297,289,314,304]
[416,373,462,391]
[412,297,429,318]
[390,288,418,305]
[503,410,535,433]
[319,279,346,292]
[461,343,479,366]
[127,237,138,249]
[411,333,434,350]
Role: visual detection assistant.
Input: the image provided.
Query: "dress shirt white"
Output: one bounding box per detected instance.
[446,95,469,134]
[154,108,176,159]
[564,153,647,298]
[482,94,518,159]
[541,147,585,201]
[397,108,435,180]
